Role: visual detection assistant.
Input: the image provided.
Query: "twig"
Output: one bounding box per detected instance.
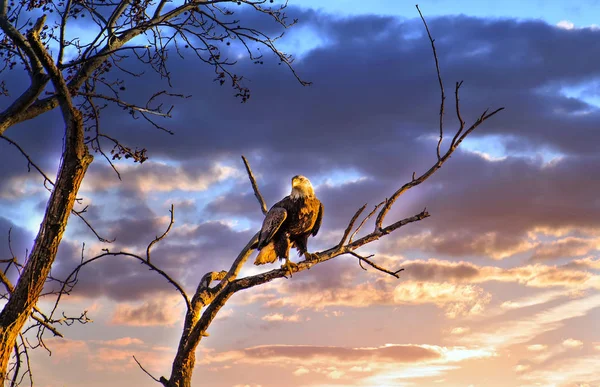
[71,209,115,243]
[133,355,161,383]
[0,269,65,339]
[54,205,191,314]
[241,155,268,216]
[59,250,191,313]
[30,315,64,338]
[417,4,444,161]
[337,204,366,249]
[347,251,404,279]
[350,201,385,243]
[147,204,174,263]
[451,80,465,146]
[19,334,33,386]
[374,8,504,231]
[0,134,54,188]
[9,340,20,387]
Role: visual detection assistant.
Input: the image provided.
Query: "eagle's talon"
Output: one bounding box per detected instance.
[304,252,317,261]
[281,259,298,277]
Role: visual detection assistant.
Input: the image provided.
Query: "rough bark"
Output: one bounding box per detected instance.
[0,16,93,379]
[0,111,92,377]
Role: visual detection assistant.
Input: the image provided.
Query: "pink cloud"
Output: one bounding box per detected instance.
[110,297,183,327]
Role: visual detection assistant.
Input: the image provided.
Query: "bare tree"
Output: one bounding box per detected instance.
[57,6,504,387]
[0,0,306,382]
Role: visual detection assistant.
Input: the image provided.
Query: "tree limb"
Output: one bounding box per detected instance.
[242,155,268,216]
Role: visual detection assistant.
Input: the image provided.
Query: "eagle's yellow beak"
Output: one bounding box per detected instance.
[292,177,299,187]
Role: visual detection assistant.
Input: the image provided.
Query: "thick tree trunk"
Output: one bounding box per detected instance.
[166,350,196,387]
[164,306,201,387]
[0,111,92,379]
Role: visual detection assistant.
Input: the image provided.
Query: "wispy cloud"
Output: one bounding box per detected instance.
[110,297,184,327]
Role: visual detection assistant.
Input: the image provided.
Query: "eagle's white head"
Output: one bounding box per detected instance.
[290,175,314,199]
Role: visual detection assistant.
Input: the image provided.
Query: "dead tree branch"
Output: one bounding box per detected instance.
[133,355,161,383]
[242,155,268,216]
[338,204,367,249]
[52,206,189,325]
[417,4,445,161]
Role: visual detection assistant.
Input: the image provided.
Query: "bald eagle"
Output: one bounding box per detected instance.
[254,175,323,273]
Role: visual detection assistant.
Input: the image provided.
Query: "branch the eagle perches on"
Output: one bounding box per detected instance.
[57,7,503,386]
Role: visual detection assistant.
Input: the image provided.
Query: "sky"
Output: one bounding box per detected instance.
[1,0,600,386]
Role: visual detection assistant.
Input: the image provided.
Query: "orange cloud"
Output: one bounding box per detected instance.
[261,313,302,322]
[261,278,491,318]
[199,342,495,383]
[517,354,600,386]
[530,237,599,261]
[526,344,547,352]
[460,293,600,349]
[200,344,443,366]
[94,337,144,347]
[393,282,491,318]
[44,338,87,362]
[82,161,241,194]
[562,338,584,349]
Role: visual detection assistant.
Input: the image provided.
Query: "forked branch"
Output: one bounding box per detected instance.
[373,5,504,231]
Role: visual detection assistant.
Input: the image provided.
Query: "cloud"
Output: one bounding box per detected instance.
[527,344,548,352]
[81,161,241,195]
[450,327,470,335]
[199,342,493,385]
[557,20,575,30]
[460,293,600,348]
[393,282,491,318]
[530,237,599,261]
[562,338,584,349]
[43,336,172,374]
[261,313,302,322]
[564,256,600,270]
[200,343,492,367]
[293,367,310,376]
[215,309,234,321]
[110,297,184,327]
[260,278,491,318]
[43,338,88,362]
[517,354,600,386]
[396,258,598,290]
[96,337,145,347]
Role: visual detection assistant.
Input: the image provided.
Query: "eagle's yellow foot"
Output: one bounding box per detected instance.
[304,252,318,261]
[281,259,298,277]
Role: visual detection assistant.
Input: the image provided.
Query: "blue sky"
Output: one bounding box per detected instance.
[298,0,600,26]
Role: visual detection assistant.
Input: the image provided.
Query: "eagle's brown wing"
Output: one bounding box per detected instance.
[257,207,287,249]
[311,202,324,236]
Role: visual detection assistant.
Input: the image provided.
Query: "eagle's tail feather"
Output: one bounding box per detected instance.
[254,241,278,265]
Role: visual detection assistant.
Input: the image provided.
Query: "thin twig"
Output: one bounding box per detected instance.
[241,155,268,216]
[451,80,465,146]
[147,204,174,263]
[71,209,115,243]
[9,340,20,387]
[350,200,385,243]
[0,134,54,188]
[337,204,366,249]
[417,4,445,161]
[133,355,161,383]
[346,251,404,278]
[19,334,33,386]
